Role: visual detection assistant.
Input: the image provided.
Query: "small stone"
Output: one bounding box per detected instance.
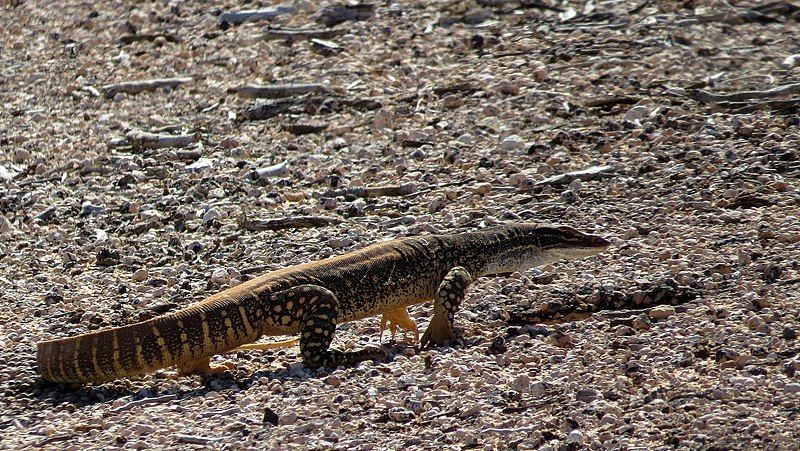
[278,411,298,426]
[625,227,640,239]
[13,148,30,163]
[388,407,415,422]
[784,383,800,394]
[500,134,525,151]
[560,189,581,204]
[575,388,599,402]
[783,326,797,340]
[632,314,652,331]
[472,183,492,195]
[510,373,531,393]
[81,202,104,216]
[456,133,473,144]
[567,430,584,444]
[132,269,148,282]
[210,268,230,285]
[649,305,675,320]
[427,194,446,213]
[442,95,463,109]
[263,407,279,426]
[202,207,224,223]
[325,375,341,388]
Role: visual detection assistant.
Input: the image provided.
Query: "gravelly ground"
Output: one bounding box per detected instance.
[2,0,800,449]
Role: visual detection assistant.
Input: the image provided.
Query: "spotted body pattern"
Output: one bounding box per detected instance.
[37,224,610,384]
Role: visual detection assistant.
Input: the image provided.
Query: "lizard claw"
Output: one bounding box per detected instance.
[420,314,455,349]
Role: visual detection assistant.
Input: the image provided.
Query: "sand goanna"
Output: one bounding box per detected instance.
[37,224,610,384]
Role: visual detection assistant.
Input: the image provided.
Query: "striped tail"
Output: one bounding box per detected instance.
[37,294,260,384]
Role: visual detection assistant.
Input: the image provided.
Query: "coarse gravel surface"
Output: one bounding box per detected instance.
[2,0,800,449]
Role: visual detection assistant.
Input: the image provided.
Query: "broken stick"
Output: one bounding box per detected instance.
[535,165,615,188]
[102,77,193,99]
[218,6,296,25]
[691,83,800,103]
[235,83,332,99]
[261,27,346,42]
[237,214,341,231]
[320,184,416,199]
[126,130,199,150]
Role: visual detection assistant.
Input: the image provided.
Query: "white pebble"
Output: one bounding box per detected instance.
[500,134,526,151]
[210,268,230,285]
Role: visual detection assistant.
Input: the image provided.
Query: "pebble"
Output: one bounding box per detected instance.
[443,95,464,109]
[278,411,298,426]
[13,148,30,163]
[567,430,585,444]
[388,407,415,422]
[500,135,525,151]
[784,383,800,394]
[80,202,104,216]
[472,183,492,195]
[210,268,230,285]
[202,207,224,223]
[427,194,446,213]
[649,305,675,320]
[510,373,531,393]
[132,268,148,282]
[456,133,473,144]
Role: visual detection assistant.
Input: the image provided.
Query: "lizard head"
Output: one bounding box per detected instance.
[480,224,610,276]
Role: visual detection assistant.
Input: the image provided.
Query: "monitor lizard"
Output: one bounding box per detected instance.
[37,224,610,384]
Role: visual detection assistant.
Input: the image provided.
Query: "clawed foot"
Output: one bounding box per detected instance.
[380,308,420,345]
[420,314,455,349]
[177,357,236,377]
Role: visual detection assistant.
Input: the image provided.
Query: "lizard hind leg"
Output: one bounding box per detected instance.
[177,357,236,377]
[287,284,387,370]
[380,307,419,344]
[420,266,472,349]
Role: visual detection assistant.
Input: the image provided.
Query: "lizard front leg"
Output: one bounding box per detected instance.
[274,285,387,369]
[420,266,472,349]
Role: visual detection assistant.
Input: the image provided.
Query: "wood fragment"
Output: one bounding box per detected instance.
[320,184,416,199]
[318,3,375,27]
[235,83,332,99]
[237,214,342,231]
[36,434,74,447]
[101,77,193,99]
[691,83,800,103]
[584,96,642,108]
[218,6,296,25]
[311,38,342,56]
[241,97,381,121]
[119,33,180,44]
[535,165,615,188]
[261,27,346,42]
[177,435,222,445]
[126,130,199,150]
[282,121,328,135]
[110,394,178,413]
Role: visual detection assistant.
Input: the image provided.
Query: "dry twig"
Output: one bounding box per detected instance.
[218,6,295,25]
[126,130,199,150]
[101,77,193,98]
[261,27,346,42]
[235,83,332,99]
[320,184,416,199]
[237,214,342,231]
